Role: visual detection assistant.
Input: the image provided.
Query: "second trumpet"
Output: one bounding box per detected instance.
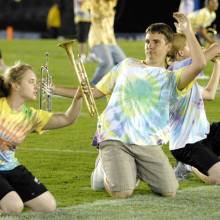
[39,52,52,112]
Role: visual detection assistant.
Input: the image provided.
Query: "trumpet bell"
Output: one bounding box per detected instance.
[58,40,99,117]
[57,40,75,48]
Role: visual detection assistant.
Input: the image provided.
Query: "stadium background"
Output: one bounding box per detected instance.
[1,1,220,219]
[0,0,219,39]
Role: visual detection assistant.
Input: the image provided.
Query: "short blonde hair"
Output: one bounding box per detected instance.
[0,61,32,97]
[168,33,186,62]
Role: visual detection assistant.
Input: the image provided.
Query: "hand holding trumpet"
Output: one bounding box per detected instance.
[40,78,54,96]
[58,40,99,117]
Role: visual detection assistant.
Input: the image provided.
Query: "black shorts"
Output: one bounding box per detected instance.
[171,122,220,175]
[0,165,47,202]
[76,22,91,43]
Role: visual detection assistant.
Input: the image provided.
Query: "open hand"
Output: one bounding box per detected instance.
[173,12,191,34]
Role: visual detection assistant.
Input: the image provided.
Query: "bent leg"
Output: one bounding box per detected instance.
[0,191,24,215]
[104,177,133,198]
[207,162,220,184]
[24,191,56,213]
[193,162,220,184]
[192,166,209,183]
[172,140,220,184]
[0,170,24,215]
[6,165,56,213]
[136,145,178,197]
[99,140,137,198]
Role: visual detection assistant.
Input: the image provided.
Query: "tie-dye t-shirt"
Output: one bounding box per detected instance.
[169,60,210,150]
[0,97,53,171]
[95,58,186,146]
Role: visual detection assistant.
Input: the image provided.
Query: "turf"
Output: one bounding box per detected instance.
[1,39,220,219]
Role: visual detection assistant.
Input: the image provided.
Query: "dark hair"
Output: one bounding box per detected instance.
[145,23,174,43]
[0,62,32,97]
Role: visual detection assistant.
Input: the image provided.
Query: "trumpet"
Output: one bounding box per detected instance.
[58,40,99,117]
[39,52,52,112]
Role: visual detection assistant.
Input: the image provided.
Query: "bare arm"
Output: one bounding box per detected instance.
[173,12,207,90]
[200,27,215,45]
[44,88,82,130]
[53,86,105,99]
[53,86,77,98]
[202,59,220,100]
[204,42,220,62]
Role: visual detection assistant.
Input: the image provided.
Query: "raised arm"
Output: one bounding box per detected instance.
[173,12,207,90]
[43,88,82,130]
[202,59,220,100]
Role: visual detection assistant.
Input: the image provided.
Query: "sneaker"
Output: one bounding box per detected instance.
[91,153,105,191]
[174,161,192,181]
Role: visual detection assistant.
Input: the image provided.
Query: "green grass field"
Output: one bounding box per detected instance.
[1,39,220,219]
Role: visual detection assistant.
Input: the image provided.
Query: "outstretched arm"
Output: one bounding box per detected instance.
[202,59,220,100]
[53,86,105,99]
[43,88,82,130]
[173,12,207,90]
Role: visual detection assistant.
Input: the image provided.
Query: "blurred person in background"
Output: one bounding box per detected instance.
[178,0,201,15]
[73,0,91,63]
[47,0,62,39]
[186,0,219,79]
[187,0,219,47]
[0,62,82,215]
[88,0,126,85]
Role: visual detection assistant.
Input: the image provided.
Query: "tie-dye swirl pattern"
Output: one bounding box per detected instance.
[168,59,210,150]
[96,58,184,146]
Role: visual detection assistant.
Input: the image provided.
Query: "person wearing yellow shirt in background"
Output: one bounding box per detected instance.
[73,0,91,63]
[88,0,126,85]
[187,0,219,47]
[47,1,62,39]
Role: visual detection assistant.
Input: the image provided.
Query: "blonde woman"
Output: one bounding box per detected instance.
[0,62,82,215]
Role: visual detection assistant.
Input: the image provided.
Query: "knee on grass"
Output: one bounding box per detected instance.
[208,174,220,185]
[207,162,220,185]
[1,200,24,215]
[160,191,177,197]
[109,190,134,199]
